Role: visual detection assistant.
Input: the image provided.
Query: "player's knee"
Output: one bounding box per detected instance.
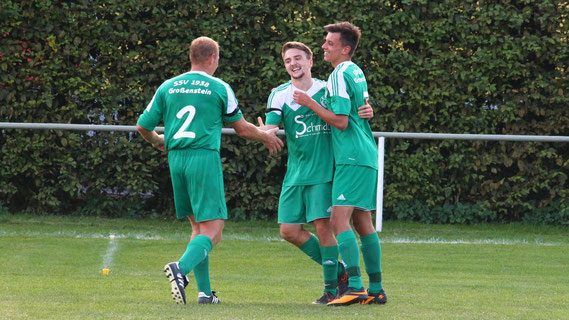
[329,214,342,228]
[280,227,302,244]
[280,228,294,242]
[352,213,373,236]
[212,232,222,246]
[313,219,333,238]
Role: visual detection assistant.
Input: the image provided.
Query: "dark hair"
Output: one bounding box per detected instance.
[281,41,313,60]
[324,22,361,57]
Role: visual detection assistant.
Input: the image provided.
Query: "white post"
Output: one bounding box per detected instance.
[376,137,385,232]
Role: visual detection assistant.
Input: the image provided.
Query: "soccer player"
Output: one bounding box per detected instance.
[293,22,387,306]
[136,36,283,305]
[259,42,373,304]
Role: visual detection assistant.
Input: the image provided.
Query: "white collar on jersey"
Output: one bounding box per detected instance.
[291,78,324,97]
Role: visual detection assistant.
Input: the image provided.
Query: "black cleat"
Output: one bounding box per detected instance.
[337,263,349,296]
[182,274,190,288]
[312,291,337,304]
[198,291,220,304]
[360,289,387,305]
[164,262,187,305]
[327,287,368,306]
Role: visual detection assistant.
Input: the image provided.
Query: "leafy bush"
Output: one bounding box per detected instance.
[0,202,8,215]
[388,200,495,224]
[1,1,568,224]
[520,200,569,226]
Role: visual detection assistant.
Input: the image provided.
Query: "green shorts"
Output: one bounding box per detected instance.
[278,182,333,224]
[332,165,377,210]
[168,148,227,221]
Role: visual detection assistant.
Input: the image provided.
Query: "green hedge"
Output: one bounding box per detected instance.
[1,1,568,224]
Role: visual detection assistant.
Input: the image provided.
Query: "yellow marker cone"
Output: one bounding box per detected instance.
[102,268,110,275]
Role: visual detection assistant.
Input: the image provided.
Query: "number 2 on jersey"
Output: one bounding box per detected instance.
[173,105,196,139]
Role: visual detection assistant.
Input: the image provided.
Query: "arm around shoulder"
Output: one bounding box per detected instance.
[292,91,348,131]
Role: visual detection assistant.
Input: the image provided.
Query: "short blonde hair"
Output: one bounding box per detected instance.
[281,41,313,60]
[189,37,219,65]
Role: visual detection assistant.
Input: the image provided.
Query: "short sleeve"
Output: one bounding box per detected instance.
[137,88,164,130]
[265,90,283,126]
[222,82,243,123]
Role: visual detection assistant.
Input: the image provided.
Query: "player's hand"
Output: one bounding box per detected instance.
[151,134,166,152]
[358,98,374,119]
[264,127,283,155]
[257,116,268,131]
[292,91,314,108]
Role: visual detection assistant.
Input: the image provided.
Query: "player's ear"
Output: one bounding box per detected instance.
[205,52,215,65]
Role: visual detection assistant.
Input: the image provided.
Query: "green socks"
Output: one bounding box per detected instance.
[337,230,363,289]
[193,255,212,296]
[299,231,383,293]
[299,234,341,294]
[299,234,322,264]
[360,232,383,293]
[178,235,212,275]
[320,245,339,294]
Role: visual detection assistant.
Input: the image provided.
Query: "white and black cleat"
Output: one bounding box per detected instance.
[164,262,187,305]
[197,291,220,304]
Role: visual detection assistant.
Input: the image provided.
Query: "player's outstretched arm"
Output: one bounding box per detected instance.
[230,118,283,155]
[358,99,374,119]
[293,91,348,131]
[137,123,165,152]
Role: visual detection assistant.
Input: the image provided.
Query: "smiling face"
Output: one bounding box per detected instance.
[283,48,312,80]
[321,32,350,67]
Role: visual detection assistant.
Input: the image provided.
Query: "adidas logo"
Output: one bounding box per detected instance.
[337,194,346,201]
[323,260,335,265]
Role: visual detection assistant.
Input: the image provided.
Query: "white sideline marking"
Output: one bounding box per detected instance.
[0,230,564,246]
[385,237,559,246]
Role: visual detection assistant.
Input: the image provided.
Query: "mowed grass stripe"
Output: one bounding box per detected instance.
[1,215,568,319]
[1,236,568,319]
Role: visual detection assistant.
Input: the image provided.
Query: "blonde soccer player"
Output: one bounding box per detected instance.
[137,36,282,305]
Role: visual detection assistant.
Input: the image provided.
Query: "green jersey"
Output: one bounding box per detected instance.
[137,71,243,152]
[326,61,378,169]
[265,79,333,186]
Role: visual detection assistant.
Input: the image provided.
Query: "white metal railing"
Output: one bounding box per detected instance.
[2,122,569,231]
[3,122,569,142]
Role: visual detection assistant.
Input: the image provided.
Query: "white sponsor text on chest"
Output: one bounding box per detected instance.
[294,114,330,138]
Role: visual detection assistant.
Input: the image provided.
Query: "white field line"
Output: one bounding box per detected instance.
[0,230,564,246]
[385,237,560,246]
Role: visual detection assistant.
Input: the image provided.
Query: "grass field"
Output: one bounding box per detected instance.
[1,214,568,319]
